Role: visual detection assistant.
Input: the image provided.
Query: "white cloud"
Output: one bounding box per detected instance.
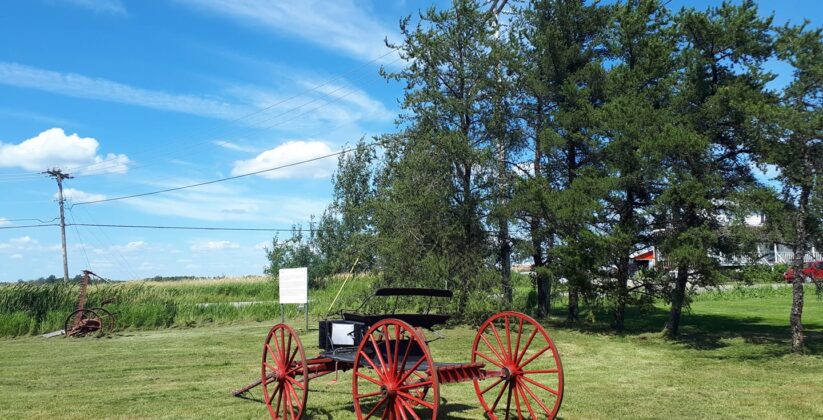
[254,241,269,250]
[10,236,36,245]
[191,240,240,251]
[231,140,336,179]
[58,188,107,203]
[212,140,257,153]
[0,128,129,175]
[0,62,251,120]
[110,241,147,253]
[58,0,127,15]
[177,0,398,63]
[10,254,23,260]
[0,218,9,226]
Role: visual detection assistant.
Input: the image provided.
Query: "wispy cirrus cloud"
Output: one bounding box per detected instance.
[212,140,257,153]
[55,0,127,16]
[0,62,251,120]
[176,0,399,63]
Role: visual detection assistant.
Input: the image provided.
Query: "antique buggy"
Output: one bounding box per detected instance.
[236,287,564,419]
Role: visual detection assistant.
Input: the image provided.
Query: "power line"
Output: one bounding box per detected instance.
[0,223,60,230]
[71,143,373,206]
[0,217,59,223]
[69,223,310,232]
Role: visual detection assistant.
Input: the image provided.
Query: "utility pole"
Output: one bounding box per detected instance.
[44,169,73,283]
[489,0,512,308]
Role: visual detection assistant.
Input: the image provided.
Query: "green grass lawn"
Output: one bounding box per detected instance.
[1,290,822,419]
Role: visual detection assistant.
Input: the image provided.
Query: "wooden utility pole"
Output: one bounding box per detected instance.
[44,169,73,283]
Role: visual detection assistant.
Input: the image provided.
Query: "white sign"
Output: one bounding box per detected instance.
[279,267,308,304]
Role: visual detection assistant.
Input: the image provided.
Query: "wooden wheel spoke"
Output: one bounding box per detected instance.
[265,344,280,365]
[513,317,524,363]
[504,381,514,419]
[397,391,434,409]
[521,375,559,396]
[518,378,554,414]
[392,325,402,375]
[364,397,388,419]
[360,352,386,380]
[489,322,509,361]
[356,390,384,399]
[355,371,384,387]
[519,344,552,370]
[398,380,432,391]
[397,397,421,420]
[480,334,507,364]
[382,325,393,373]
[513,381,524,419]
[505,316,513,360]
[396,357,426,386]
[489,380,510,413]
[516,381,538,419]
[274,383,284,415]
[522,368,558,374]
[286,344,299,368]
[480,377,504,395]
[515,329,539,366]
[279,328,287,362]
[263,361,279,374]
[395,402,408,420]
[398,337,414,373]
[370,335,389,373]
[474,351,505,368]
[285,375,305,389]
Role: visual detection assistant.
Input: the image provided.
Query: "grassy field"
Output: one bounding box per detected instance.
[1,288,822,419]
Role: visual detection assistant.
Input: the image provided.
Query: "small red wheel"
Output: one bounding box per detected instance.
[261,324,309,419]
[90,307,116,334]
[472,312,564,419]
[352,319,439,419]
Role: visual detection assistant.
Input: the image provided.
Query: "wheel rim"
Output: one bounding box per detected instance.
[91,307,116,334]
[471,312,564,419]
[64,309,103,337]
[261,324,309,419]
[352,319,439,419]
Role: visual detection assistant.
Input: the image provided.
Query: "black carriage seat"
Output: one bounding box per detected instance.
[342,287,453,330]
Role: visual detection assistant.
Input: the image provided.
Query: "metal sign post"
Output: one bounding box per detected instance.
[279,267,309,331]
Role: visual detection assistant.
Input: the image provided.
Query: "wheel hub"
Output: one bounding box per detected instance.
[380,384,398,399]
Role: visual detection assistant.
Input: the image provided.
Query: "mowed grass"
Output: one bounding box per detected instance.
[1,290,822,419]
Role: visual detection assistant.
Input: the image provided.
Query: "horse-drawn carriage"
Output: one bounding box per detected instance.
[236,287,564,419]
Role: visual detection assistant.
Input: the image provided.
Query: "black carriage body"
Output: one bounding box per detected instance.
[318,319,367,351]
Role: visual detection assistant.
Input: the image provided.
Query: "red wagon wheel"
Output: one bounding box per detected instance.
[261,324,309,419]
[352,318,440,419]
[90,306,116,334]
[472,312,564,419]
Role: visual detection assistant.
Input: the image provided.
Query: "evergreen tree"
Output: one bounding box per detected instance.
[598,0,675,331]
[768,23,823,353]
[659,0,773,338]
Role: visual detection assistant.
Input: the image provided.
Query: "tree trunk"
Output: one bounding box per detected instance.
[613,257,629,332]
[790,183,810,353]
[500,221,512,309]
[664,264,689,338]
[567,287,579,322]
[531,218,550,318]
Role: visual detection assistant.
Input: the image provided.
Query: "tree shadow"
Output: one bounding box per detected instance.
[543,305,823,358]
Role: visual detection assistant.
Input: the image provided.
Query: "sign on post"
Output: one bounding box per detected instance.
[278,267,308,330]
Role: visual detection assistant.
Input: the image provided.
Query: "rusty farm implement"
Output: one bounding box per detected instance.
[64,270,116,337]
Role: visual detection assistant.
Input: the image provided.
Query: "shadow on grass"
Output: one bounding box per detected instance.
[543,305,823,357]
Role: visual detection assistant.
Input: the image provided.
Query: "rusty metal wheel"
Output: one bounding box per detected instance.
[262,324,309,419]
[471,312,564,419]
[352,318,439,419]
[90,307,115,334]
[63,309,103,337]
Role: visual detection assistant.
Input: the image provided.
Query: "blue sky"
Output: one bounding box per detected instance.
[0,0,819,281]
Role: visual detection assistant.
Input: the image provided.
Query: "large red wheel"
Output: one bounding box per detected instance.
[261,324,309,419]
[352,318,439,419]
[472,312,564,419]
[63,309,103,337]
